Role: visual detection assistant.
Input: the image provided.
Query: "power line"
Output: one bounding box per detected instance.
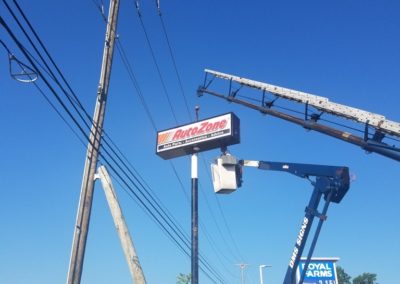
[93,3,239,279]
[3,0,235,281]
[157,5,193,121]
[115,36,229,280]
[89,4,229,281]
[8,0,89,114]
[133,0,179,124]
[2,3,228,282]
[153,0,248,271]
[200,155,246,263]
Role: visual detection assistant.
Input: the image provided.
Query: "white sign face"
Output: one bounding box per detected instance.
[156,113,240,159]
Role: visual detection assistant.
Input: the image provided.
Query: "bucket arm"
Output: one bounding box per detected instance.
[242,160,350,203]
[241,160,350,284]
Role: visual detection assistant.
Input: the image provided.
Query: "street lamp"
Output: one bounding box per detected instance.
[259,264,272,284]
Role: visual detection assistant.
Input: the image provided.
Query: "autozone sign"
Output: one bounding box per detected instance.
[156,113,240,159]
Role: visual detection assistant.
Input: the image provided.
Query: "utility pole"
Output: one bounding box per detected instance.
[96,166,147,284]
[67,0,120,283]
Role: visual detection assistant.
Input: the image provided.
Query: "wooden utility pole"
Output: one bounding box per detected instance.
[96,165,147,284]
[67,0,120,283]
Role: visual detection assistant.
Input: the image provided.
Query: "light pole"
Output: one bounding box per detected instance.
[236,263,249,284]
[259,264,272,284]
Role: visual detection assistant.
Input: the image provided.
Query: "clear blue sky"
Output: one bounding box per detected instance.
[1,1,399,283]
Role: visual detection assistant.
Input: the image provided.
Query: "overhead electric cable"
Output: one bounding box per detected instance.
[96,156,234,283]
[156,4,192,121]
[0,15,227,282]
[198,178,242,263]
[114,39,192,202]
[4,1,232,281]
[89,5,226,279]
[197,183,241,279]
[114,38,192,201]
[90,0,107,21]
[133,0,179,124]
[90,0,191,215]
[9,0,88,112]
[3,0,94,142]
[153,1,247,272]
[200,156,246,262]
[31,81,88,148]
[115,41,158,131]
[98,140,228,283]
[152,1,248,276]
[0,15,93,147]
[2,16,227,284]
[2,14,226,284]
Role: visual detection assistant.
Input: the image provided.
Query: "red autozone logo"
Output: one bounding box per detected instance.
[172,119,228,141]
[158,118,229,145]
[157,132,173,145]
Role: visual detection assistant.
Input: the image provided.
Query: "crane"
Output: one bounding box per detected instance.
[199,69,397,283]
[211,152,350,284]
[197,69,400,162]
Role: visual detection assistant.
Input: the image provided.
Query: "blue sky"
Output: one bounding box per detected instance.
[1,1,399,283]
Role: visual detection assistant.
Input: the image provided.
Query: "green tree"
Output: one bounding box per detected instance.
[336,266,352,284]
[176,273,191,284]
[352,272,377,284]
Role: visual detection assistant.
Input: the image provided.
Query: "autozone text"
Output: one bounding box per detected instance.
[172,119,228,141]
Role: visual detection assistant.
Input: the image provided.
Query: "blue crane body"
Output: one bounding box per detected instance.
[245,160,349,284]
[212,154,350,284]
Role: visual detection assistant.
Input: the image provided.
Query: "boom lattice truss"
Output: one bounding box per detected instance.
[198,69,400,162]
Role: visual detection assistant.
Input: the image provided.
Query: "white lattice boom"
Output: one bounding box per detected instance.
[205,69,400,137]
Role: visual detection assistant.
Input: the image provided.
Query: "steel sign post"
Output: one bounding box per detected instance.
[191,153,199,284]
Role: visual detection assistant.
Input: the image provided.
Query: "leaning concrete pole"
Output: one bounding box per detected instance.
[67,0,120,283]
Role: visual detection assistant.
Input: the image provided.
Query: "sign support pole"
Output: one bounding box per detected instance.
[191,153,199,284]
[155,108,241,284]
[191,106,199,284]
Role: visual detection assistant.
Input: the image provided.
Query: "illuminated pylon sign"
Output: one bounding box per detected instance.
[297,257,340,284]
[156,112,240,159]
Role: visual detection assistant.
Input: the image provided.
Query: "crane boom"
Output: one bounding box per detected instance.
[198,69,400,162]
[205,69,400,138]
